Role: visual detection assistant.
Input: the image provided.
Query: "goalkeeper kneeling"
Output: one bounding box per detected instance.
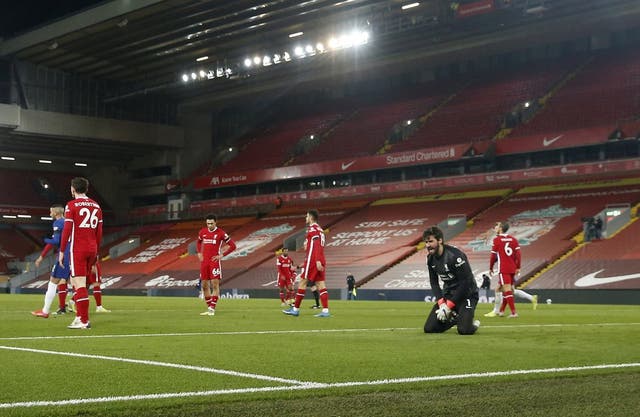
[422,226,480,335]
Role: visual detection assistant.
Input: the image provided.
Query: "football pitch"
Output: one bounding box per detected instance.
[0,294,639,417]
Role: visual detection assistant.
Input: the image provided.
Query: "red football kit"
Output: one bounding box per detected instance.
[490,233,521,286]
[60,196,103,277]
[59,195,102,326]
[302,222,326,282]
[89,261,102,285]
[197,226,236,280]
[276,254,295,286]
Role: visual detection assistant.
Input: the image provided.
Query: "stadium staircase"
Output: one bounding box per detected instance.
[518,238,586,289]
[508,49,640,137]
[385,85,464,153]
[358,189,510,289]
[520,193,640,289]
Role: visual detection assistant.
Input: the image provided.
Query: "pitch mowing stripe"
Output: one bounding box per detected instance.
[1,322,639,341]
[0,363,638,409]
[0,345,309,386]
[0,327,414,341]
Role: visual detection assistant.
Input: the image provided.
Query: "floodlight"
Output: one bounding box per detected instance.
[181,74,189,82]
[356,30,370,45]
[305,44,314,54]
[191,72,197,80]
[341,34,352,48]
[294,46,304,56]
[244,58,252,67]
[402,2,420,10]
[253,56,261,65]
[316,42,325,52]
[199,70,206,78]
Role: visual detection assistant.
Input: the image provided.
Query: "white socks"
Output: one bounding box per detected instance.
[514,289,533,302]
[43,282,57,314]
[493,292,502,313]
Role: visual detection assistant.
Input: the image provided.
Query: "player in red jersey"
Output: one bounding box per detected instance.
[197,214,236,316]
[276,248,295,306]
[489,221,520,317]
[283,209,330,317]
[89,261,111,313]
[59,177,103,329]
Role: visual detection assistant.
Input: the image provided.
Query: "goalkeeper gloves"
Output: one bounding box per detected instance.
[435,299,456,322]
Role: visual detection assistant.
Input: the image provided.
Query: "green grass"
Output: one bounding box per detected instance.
[0,294,639,416]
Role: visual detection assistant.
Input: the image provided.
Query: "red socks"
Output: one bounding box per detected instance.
[75,287,90,324]
[319,288,329,308]
[57,283,67,309]
[294,288,306,308]
[92,287,102,307]
[500,291,516,314]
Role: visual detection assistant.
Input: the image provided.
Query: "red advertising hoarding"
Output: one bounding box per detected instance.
[192,143,471,190]
[496,126,612,155]
[455,0,495,19]
[128,158,640,219]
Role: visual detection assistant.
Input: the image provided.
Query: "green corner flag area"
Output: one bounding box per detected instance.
[0,295,638,417]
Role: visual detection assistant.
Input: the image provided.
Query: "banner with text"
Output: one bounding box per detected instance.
[192,143,471,190]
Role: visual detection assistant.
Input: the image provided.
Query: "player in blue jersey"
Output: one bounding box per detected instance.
[32,205,71,318]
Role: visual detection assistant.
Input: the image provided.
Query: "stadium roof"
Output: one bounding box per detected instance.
[2,0,638,108]
[0,0,639,166]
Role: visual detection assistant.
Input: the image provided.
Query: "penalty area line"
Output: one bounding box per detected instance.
[1,362,638,409]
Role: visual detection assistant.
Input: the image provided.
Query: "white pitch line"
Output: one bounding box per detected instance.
[1,362,638,409]
[0,345,311,386]
[1,322,639,341]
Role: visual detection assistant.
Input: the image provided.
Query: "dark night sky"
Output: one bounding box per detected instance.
[0,0,105,39]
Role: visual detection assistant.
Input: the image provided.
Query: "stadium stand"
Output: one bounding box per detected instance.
[447,180,640,285]
[210,109,344,173]
[390,58,579,152]
[0,168,111,217]
[98,217,253,281]
[361,189,512,290]
[291,86,451,164]
[509,48,640,137]
[254,191,503,291]
[217,200,369,288]
[0,224,40,273]
[0,169,54,208]
[528,217,640,290]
